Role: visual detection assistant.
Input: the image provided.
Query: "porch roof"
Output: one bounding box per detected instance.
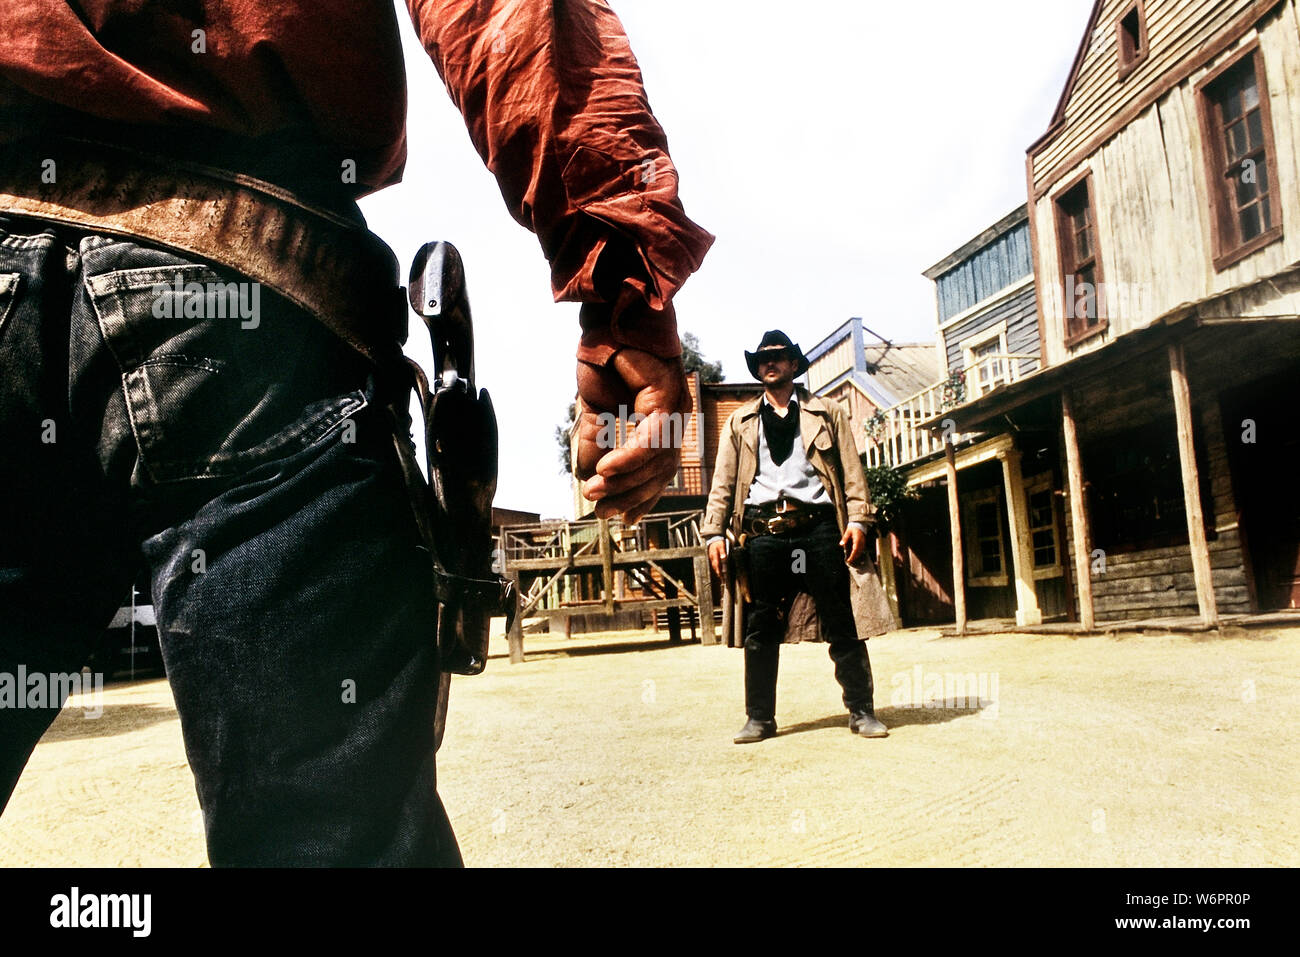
[920,322,1176,434]
[924,314,1300,434]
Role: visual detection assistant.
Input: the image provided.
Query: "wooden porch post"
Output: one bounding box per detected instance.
[1168,342,1219,627]
[665,580,682,643]
[1000,449,1043,627]
[1060,389,1095,630]
[599,518,615,614]
[507,569,525,664]
[944,436,967,635]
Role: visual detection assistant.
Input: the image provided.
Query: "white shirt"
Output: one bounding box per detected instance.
[744,399,832,508]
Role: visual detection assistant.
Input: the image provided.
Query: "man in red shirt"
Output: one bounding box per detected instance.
[0,1,711,865]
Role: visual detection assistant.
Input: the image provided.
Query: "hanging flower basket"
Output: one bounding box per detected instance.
[940,370,967,410]
[865,409,888,444]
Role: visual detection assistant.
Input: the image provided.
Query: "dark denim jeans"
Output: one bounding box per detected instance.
[743,517,876,720]
[0,215,460,866]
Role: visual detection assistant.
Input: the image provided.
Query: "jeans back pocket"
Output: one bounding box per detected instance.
[84,256,367,484]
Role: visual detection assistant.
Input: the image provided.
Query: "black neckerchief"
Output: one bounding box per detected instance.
[760,396,800,466]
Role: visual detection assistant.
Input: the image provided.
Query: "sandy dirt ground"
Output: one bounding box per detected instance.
[1,624,1296,867]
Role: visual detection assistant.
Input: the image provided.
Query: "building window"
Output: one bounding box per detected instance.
[971,339,1006,395]
[1026,476,1063,579]
[1197,44,1283,271]
[1117,2,1149,81]
[962,488,1008,587]
[960,323,1012,396]
[1054,172,1107,347]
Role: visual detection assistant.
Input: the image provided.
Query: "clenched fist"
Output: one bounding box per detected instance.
[576,349,691,525]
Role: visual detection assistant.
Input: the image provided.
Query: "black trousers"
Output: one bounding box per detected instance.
[742,516,876,720]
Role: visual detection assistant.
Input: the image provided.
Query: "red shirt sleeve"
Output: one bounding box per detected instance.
[405,0,714,364]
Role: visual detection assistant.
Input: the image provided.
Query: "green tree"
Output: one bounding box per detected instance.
[861,462,920,532]
[682,332,723,383]
[556,401,577,474]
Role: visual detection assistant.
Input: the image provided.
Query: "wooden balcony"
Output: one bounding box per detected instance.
[498,511,715,660]
[500,511,704,570]
[865,353,1039,469]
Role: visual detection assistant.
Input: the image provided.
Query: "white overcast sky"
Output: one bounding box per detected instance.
[360,0,1098,519]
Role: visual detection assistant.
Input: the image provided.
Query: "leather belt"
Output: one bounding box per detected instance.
[0,136,407,368]
[742,502,836,538]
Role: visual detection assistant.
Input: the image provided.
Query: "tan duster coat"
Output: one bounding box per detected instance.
[701,388,897,646]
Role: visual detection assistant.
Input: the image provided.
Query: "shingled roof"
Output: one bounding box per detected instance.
[861,341,941,404]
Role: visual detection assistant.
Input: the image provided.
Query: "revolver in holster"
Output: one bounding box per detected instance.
[394,242,517,683]
[725,527,752,604]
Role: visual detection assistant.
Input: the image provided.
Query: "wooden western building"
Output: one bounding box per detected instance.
[1027,0,1300,623]
[857,0,1300,631]
[813,209,1069,629]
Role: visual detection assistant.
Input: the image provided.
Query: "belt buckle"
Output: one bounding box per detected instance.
[769,499,793,534]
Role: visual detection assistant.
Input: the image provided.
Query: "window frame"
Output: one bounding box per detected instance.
[960,322,1012,396]
[1053,169,1109,349]
[962,487,1009,588]
[1025,475,1064,580]
[1116,0,1150,82]
[1195,40,1284,272]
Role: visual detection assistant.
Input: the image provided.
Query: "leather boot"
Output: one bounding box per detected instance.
[743,636,779,723]
[734,717,777,744]
[849,710,889,738]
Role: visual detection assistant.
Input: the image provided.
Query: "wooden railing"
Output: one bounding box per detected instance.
[499,510,705,565]
[497,510,711,634]
[864,353,1038,469]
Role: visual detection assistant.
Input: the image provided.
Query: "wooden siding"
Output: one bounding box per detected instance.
[824,380,878,456]
[1033,1,1300,366]
[659,373,705,499]
[699,385,763,473]
[896,487,957,626]
[942,284,1042,378]
[681,374,703,469]
[1032,0,1267,193]
[807,335,856,392]
[935,221,1034,323]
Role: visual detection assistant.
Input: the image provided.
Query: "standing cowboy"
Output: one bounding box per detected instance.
[702,331,889,743]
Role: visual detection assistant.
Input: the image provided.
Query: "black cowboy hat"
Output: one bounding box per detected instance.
[745,329,810,380]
